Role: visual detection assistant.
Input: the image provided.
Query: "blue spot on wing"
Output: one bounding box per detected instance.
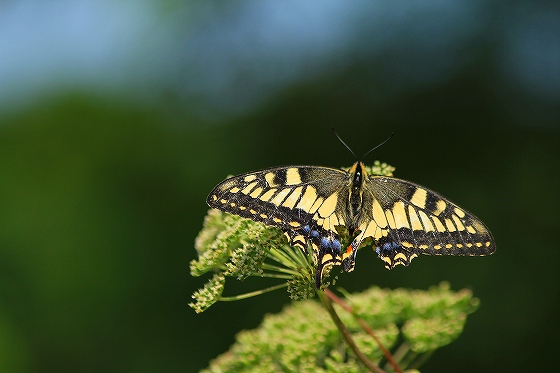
[332,239,341,252]
[376,241,400,254]
[319,236,342,256]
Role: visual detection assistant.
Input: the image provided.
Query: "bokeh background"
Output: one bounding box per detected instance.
[0,1,559,372]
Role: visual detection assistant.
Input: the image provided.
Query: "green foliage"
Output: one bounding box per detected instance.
[201,283,479,372]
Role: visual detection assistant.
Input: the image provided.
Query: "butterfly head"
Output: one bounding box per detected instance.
[348,162,368,188]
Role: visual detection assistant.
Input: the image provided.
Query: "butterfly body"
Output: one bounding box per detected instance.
[207,162,495,288]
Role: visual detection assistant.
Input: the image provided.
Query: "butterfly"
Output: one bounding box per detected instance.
[207,160,495,288]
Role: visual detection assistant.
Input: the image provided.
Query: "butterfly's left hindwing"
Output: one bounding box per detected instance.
[207,166,350,286]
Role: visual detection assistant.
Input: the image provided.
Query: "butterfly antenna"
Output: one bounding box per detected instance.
[332,128,358,159]
[360,132,394,161]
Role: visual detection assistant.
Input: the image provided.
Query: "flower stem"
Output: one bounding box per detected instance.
[324,289,402,373]
[220,283,288,301]
[317,290,386,373]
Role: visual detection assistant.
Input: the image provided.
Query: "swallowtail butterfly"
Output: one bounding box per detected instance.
[207,159,495,288]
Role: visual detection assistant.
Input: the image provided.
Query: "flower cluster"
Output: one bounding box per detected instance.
[190,209,317,313]
[201,282,479,372]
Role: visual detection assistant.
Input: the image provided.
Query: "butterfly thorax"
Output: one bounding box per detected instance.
[346,162,369,234]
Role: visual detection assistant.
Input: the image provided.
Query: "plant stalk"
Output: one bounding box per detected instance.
[317,290,386,373]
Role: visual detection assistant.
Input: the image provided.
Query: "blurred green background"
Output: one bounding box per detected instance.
[0,1,558,372]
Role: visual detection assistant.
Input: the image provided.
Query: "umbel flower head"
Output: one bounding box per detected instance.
[190,209,317,313]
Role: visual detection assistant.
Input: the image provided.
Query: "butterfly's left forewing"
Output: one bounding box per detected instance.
[346,176,495,270]
[207,166,350,286]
